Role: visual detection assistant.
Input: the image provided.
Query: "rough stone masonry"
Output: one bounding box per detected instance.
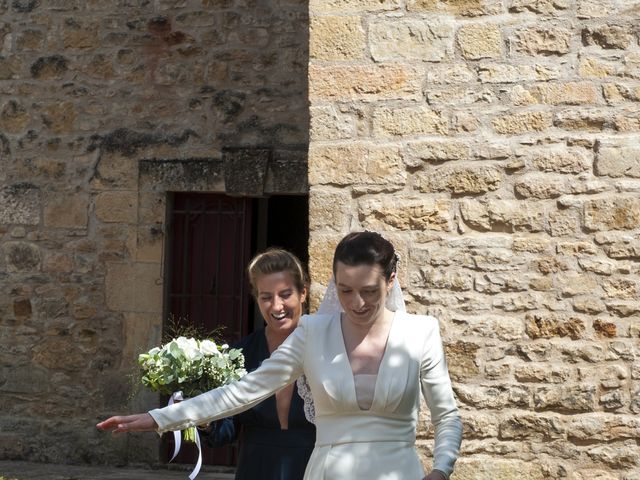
[308,0,640,479]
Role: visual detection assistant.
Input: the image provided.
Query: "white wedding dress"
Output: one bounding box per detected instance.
[149,311,462,479]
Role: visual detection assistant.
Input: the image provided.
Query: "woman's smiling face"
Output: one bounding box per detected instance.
[335,261,394,328]
[255,271,307,335]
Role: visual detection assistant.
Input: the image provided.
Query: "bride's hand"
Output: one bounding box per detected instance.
[424,471,447,480]
[96,413,158,433]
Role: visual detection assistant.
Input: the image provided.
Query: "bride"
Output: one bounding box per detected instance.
[98,231,463,480]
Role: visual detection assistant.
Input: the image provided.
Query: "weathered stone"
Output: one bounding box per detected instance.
[2,241,41,272]
[595,141,640,178]
[445,341,480,380]
[514,173,567,198]
[511,26,572,56]
[533,384,597,412]
[577,0,618,18]
[586,442,639,468]
[309,189,350,232]
[425,64,476,84]
[582,25,632,49]
[370,19,453,62]
[578,56,618,78]
[43,192,89,229]
[601,277,638,299]
[308,234,341,292]
[0,100,30,133]
[30,55,68,79]
[309,64,421,101]
[605,301,640,317]
[359,197,452,231]
[418,165,503,194]
[531,82,600,105]
[310,105,355,141]
[309,0,401,13]
[492,111,553,134]
[406,0,503,16]
[454,384,531,409]
[584,198,640,231]
[556,272,598,296]
[372,106,447,137]
[509,0,570,14]
[529,149,592,173]
[566,413,640,442]
[457,23,502,59]
[554,108,608,131]
[454,314,525,340]
[105,262,162,313]
[310,16,365,60]
[479,63,560,83]
[514,363,572,383]
[499,413,564,439]
[309,144,406,187]
[577,257,615,275]
[526,312,586,339]
[0,184,40,225]
[42,101,76,134]
[95,192,137,224]
[62,18,100,50]
[460,199,546,232]
[406,140,471,166]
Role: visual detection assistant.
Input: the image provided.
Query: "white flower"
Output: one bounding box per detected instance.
[199,339,220,356]
[175,336,202,361]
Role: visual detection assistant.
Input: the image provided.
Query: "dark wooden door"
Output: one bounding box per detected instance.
[164,192,253,466]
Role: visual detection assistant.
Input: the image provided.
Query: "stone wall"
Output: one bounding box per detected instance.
[0,0,308,465]
[308,1,640,479]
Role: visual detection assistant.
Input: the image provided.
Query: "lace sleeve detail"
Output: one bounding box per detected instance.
[295,375,315,424]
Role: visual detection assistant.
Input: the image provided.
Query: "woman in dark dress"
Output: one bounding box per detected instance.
[199,248,315,480]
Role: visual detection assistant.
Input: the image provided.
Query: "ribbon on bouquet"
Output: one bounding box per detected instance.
[168,391,203,480]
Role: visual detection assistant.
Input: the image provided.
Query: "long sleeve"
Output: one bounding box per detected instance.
[149,317,308,434]
[420,318,463,479]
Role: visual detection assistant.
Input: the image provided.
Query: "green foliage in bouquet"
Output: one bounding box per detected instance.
[138,336,246,398]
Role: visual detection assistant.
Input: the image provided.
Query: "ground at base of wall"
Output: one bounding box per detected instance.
[0,461,234,480]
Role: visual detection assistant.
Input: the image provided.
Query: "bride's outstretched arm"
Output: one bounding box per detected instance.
[97,316,309,434]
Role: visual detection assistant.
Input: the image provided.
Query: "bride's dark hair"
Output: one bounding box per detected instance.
[332,231,398,281]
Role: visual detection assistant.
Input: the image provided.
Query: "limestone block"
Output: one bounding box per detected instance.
[577,0,618,18]
[309,64,421,101]
[17,30,45,51]
[605,301,640,317]
[90,152,138,190]
[492,111,552,134]
[514,363,572,383]
[369,20,454,62]
[510,26,572,56]
[416,267,474,291]
[595,141,640,178]
[614,113,640,132]
[498,412,564,439]
[138,193,165,224]
[62,18,100,50]
[43,192,89,229]
[584,197,640,231]
[529,148,592,173]
[586,441,639,468]
[554,108,609,131]
[372,106,447,137]
[95,191,137,224]
[426,86,496,106]
[460,199,546,232]
[32,337,86,371]
[309,0,401,13]
[122,312,162,367]
[105,262,162,313]
[308,233,342,288]
[514,173,567,198]
[425,64,477,84]
[525,312,586,339]
[556,272,597,296]
[309,144,406,187]
[0,100,30,133]
[445,340,480,380]
[452,458,545,479]
[310,16,366,60]
[462,413,500,439]
[479,63,560,83]
[359,197,453,232]
[406,0,503,16]
[578,56,618,78]
[454,383,531,409]
[531,81,600,105]
[42,101,76,134]
[457,23,502,60]
[134,225,164,263]
[0,184,40,225]
[572,297,607,314]
[583,25,632,49]
[309,189,351,232]
[418,165,503,194]
[509,0,570,14]
[310,105,355,141]
[30,55,68,80]
[454,314,525,340]
[533,384,597,412]
[602,277,637,299]
[406,140,471,166]
[577,257,615,275]
[2,241,41,272]
[0,55,22,80]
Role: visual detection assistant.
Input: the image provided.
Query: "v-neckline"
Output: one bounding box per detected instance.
[336,311,398,411]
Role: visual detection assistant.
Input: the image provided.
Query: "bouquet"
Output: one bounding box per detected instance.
[138,336,246,443]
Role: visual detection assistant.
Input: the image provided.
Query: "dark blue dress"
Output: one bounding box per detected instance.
[200,328,316,480]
